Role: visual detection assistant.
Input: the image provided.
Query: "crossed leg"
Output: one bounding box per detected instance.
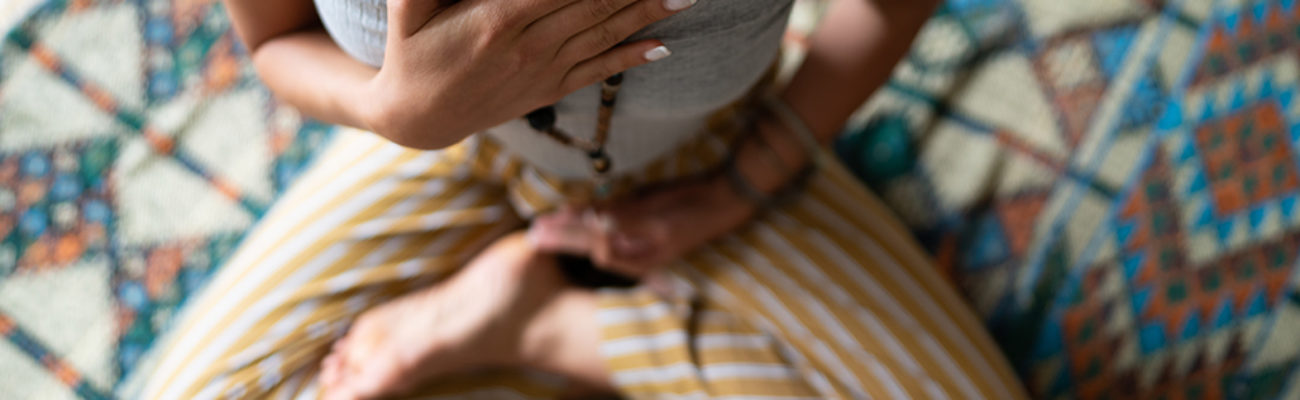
[141,129,1024,399]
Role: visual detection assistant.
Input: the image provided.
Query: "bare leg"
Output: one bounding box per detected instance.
[320,232,614,399]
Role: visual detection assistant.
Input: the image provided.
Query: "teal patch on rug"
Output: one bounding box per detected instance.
[839,0,1300,398]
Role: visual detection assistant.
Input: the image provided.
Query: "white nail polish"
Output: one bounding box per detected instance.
[644,45,672,62]
[663,0,696,11]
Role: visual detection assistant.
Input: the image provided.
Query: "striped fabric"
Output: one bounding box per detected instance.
[138,118,1027,399]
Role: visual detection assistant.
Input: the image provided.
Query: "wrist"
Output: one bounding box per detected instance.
[715,107,823,214]
[351,74,388,133]
[734,118,809,193]
[708,172,761,221]
[357,73,466,150]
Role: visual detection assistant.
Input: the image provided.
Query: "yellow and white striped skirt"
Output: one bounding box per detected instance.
[138,117,1027,399]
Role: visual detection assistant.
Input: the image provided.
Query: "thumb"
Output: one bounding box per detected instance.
[609,217,670,261]
[528,213,596,255]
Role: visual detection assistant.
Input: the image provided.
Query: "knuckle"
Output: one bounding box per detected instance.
[590,25,621,51]
[496,9,529,32]
[470,35,495,57]
[594,65,619,84]
[474,26,508,51]
[554,42,583,67]
[473,9,513,41]
[482,21,510,42]
[639,2,667,24]
[587,0,623,20]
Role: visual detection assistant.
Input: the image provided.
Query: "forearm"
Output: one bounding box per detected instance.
[250,30,378,130]
[223,0,380,131]
[738,0,940,191]
[782,0,939,142]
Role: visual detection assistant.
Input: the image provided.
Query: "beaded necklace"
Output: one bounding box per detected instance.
[523,73,623,197]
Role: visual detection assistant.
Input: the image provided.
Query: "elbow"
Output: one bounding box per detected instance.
[381,129,465,151]
[359,102,466,151]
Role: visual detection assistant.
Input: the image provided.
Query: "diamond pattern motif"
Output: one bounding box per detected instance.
[0,1,330,398]
[4,0,1300,399]
[843,0,1300,398]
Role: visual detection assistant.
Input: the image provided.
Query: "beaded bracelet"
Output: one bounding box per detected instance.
[725,155,816,210]
[763,96,830,168]
[749,125,796,176]
[722,97,824,210]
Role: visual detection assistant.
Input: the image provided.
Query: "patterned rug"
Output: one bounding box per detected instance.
[0,0,331,398]
[840,0,1300,398]
[2,0,1300,399]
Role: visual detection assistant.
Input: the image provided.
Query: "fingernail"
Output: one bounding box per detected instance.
[615,234,651,255]
[584,210,616,232]
[663,0,696,11]
[644,45,672,62]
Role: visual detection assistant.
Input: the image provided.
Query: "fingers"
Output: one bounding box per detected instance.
[561,39,671,93]
[526,0,638,42]
[527,0,685,48]
[528,209,597,255]
[555,0,693,64]
[531,209,663,275]
[321,353,341,387]
[590,209,670,276]
[609,227,661,261]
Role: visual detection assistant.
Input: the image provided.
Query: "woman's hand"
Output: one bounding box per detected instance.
[528,116,814,277]
[529,175,758,277]
[361,0,692,149]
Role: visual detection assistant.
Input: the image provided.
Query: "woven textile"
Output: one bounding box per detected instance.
[3,0,1300,399]
[839,0,1300,398]
[0,1,330,398]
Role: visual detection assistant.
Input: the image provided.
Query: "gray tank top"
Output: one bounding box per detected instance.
[315,0,793,178]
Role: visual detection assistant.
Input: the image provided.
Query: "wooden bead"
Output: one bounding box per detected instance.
[592,157,611,173]
[589,148,611,173]
[525,107,557,131]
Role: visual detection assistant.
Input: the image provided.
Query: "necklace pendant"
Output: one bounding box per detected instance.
[592,157,611,173]
[592,171,618,200]
[595,180,613,199]
[588,148,612,174]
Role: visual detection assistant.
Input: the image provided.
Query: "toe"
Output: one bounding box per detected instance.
[322,385,355,400]
[321,353,340,387]
[333,336,349,354]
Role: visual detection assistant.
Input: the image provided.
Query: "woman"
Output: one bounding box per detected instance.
[141,0,1028,398]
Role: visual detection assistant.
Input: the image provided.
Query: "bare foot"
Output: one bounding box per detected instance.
[319,232,568,400]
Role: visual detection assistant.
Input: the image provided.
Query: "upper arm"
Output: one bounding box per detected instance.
[222,0,321,52]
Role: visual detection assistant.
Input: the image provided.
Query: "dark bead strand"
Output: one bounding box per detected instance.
[521,74,623,177]
[589,148,611,173]
[525,107,557,131]
[590,74,622,173]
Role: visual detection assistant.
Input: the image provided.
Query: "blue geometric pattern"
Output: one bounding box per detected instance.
[840,0,1300,398]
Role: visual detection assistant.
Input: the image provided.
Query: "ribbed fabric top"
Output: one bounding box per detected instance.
[315,0,793,178]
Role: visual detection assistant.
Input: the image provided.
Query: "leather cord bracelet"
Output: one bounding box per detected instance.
[763,96,830,168]
[724,156,816,210]
[749,125,796,176]
[721,96,823,210]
